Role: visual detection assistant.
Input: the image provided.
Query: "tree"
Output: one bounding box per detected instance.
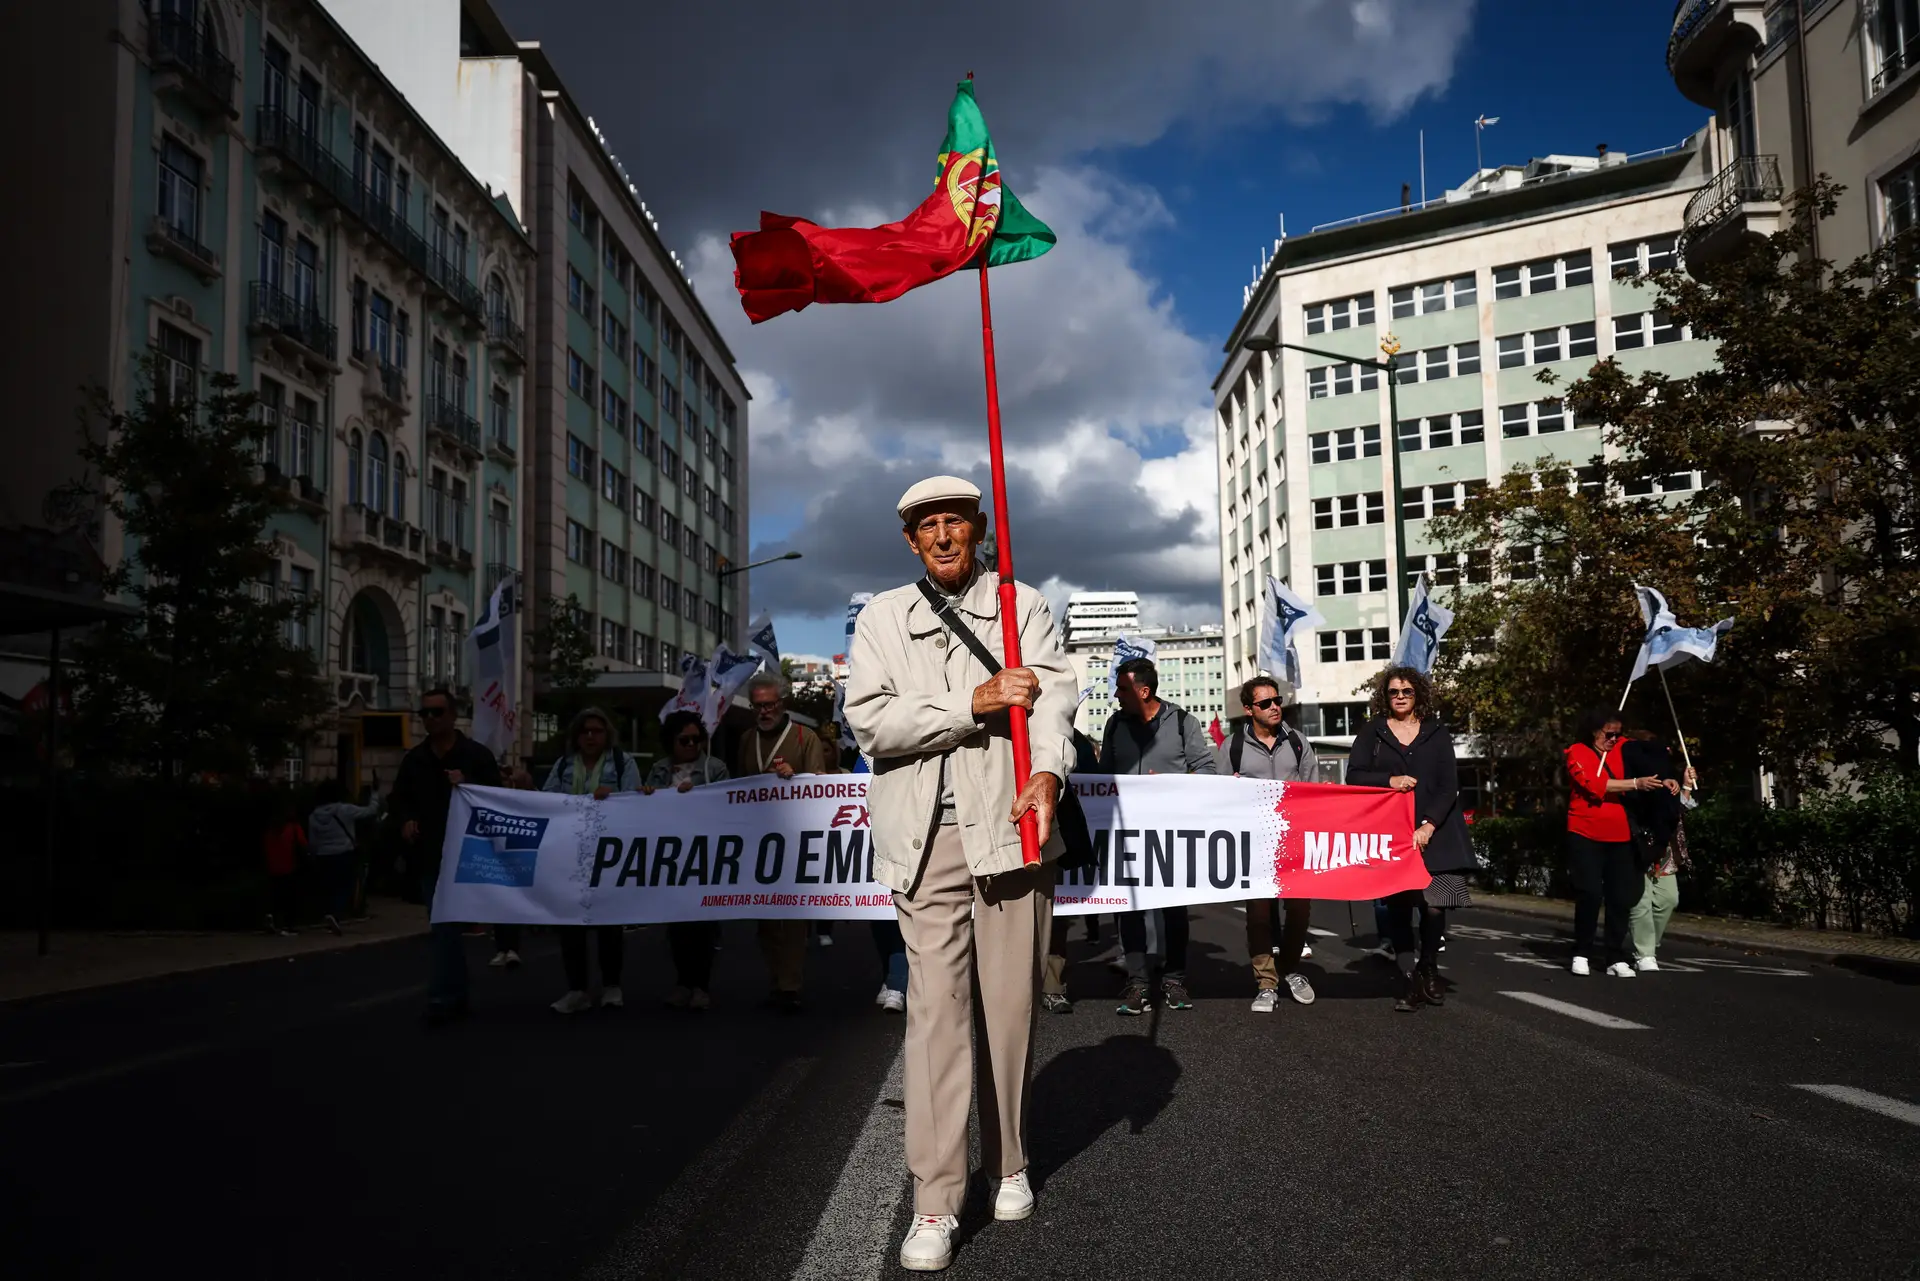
[530,592,596,697]
[60,362,329,777]
[1432,182,1920,792]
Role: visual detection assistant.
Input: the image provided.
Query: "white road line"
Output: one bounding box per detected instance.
[1307,927,1339,938]
[790,1046,907,1281]
[0,1042,213,1106]
[580,1055,817,1280]
[1791,1084,1920,1127]
[1498,991,1651,1030]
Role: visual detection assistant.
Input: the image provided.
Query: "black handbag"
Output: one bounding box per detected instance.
[914,579,1095,870]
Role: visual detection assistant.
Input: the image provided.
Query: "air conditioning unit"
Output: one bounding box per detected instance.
[167,296,195,321]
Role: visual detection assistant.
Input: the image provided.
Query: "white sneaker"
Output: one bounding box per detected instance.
[1299,942,1313,960]
[817,934,835,948]
[1570,956,1592,976]
[900,1215,958,1271]
[1636,956,1660,972]
[1607,962,1636,978]
[874,985,892,1008]
[504,949,522,968]
[600,986,625,1008]
[1250,988,1280,1013]
[1371,941,1397,962]
[992,1169,1034,1222]
[551,990,593,1015]
[488,951,510,968]
[880,988,906,1013]
[1285,972,1317,1005]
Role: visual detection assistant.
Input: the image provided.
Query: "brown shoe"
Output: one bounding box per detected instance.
[1416,966,1446,1007]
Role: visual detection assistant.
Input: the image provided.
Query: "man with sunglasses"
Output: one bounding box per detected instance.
[1219,677,1320,1012]
[391,686,503,1026]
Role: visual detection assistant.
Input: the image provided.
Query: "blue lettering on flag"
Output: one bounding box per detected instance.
[455,807,548,887]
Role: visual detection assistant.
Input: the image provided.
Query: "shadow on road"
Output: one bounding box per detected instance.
[1025,1008,1180,1193]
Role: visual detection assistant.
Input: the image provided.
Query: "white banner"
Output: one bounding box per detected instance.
[466,576,519,755]
[431,774,1425,925]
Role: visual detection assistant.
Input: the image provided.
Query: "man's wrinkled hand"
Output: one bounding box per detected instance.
[1009,772,1060,849]
[973,668,1040,717]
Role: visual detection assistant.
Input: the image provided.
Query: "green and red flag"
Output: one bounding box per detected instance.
[730,79,1055,323]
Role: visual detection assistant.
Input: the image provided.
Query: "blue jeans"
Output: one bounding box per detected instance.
[421,871,469,1010]
[871,918,908,993]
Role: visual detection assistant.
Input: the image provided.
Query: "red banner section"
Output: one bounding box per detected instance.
[1272,782,1431,901]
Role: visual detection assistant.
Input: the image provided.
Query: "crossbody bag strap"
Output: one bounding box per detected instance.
[915,578,1002,675]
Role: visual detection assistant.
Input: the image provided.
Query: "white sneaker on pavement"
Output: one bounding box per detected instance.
[551,990,593,1015]
[1570,956,1592,976]
[1607,962,1636,978]
[899,1215,958,1271]
[874,985,892,1008]
[600,986,625,1008]
[489,951,510,968]
[992,1169,1034,1222]
[1636,956,1660,972]
[880,988,906,1013]
[1299,942,1313,960]
[504,950,522,968]
[1250,988,1280,1013]
[1285,972,1316,1005]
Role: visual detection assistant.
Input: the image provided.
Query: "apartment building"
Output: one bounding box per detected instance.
[1061,588,1227,740]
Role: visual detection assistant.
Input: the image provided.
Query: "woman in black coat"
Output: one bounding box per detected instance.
[1345,666,1473,1011]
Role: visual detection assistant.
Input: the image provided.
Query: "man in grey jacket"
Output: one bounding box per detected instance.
[1103,656,1217,1015]
[844,475,1075,1273]
[1218,675,1320,1011]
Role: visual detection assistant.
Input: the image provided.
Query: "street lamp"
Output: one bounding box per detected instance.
[716,550,802,580]
[1241,333,1410,636]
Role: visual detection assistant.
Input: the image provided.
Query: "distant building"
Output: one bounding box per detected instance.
[1061,591,1140,647]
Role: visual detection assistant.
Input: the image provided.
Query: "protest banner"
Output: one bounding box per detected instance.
[432,775,1427,926]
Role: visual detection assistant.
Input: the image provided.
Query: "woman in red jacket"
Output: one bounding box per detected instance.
[1565,707,1666,977]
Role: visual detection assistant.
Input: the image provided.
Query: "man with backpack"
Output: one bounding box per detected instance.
[1103,657,1218,1015]
[1219,676,1320,1012]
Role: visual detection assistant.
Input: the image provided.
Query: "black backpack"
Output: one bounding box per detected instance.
[1228,723,1308,778]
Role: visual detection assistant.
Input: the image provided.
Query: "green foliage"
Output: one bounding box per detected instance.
[1431,182,1920,790]
[59,360,329,777]
[531,592,597,695]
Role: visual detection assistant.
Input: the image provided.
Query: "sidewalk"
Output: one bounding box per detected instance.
[1475,891,1920,971]
[0,897,430,1005]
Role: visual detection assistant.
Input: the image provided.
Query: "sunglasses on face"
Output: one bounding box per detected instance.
[1387,688,1415,699]
[420,705,451,718]
[1249,696,1283,710]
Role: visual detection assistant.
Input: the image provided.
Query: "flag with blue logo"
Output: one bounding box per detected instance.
[839,592,875,755]
[1628,584,1733,683]
[1258,575,1325,687]
[466,574,519,754]
[1390,573,1455,675]
[660,652,708,723]
[1109,633,1158,696]
[746,611,781,672]
[702,644,764,733]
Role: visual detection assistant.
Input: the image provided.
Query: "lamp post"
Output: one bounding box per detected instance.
[716,549,802,580]
[1240,334,1410,636]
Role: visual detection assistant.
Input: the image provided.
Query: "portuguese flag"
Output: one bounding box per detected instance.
[730,80,1055,324]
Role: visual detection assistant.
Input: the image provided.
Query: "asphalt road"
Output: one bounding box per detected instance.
[4,903,1917,1281]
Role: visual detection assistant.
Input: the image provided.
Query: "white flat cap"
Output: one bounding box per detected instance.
[896,475,982,520]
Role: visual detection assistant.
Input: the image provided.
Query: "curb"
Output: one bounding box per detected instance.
[1472,895,1920,977]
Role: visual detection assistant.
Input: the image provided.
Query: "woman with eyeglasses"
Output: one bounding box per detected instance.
[645,711,732,1009]
[1565,707,1668,978]
[1344,666,1473,1012]
[542,707,642,1014]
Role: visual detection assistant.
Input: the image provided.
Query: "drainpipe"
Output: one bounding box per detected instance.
[1795,0,1819,262]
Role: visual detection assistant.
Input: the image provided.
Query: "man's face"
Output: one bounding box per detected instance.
[751,687,784,729]
[903,502,985,590]
[1114,671,1150,720]
[420,695,454,730]
[1244,683,1284,732]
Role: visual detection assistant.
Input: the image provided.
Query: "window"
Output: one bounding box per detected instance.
[157,137,202,240]
[1398,411,1485,452]
[1407,549,1493,587]
[1496,322,1597,368]
[1613,310,1689,349]
[1609,235,1680,278]
[567,350,596,403]
[566,434,594,480]
[662,512,681,550]
[1303,293,1376,334]
[683,526,699,558]
[600,538,626,584]
[683,463,698,498]
[634,560,656,600]
[154,320,199,406]
[366,432,389,515]
[1313,560,1389,595]
[1401,481,1486,521]
[602,461,627,507]
[1310,491,1385,529]
[602,305,627,354]
[661,382,679,419]
[490,385,511,446]
[702,484,718,518]
[660,577,678,613]
[1316,628,1391,662]
[347,430,363,505]
[487,499,512,567]
[600,619,627,662]
[661,444,679,483]
[602,385,628,430]
[568,267,595,318]
[721,502,736,534]
[1879,155,1920,287]
[1499,399,1580,438]
[565,519,591,564]
[1389,274,1477,318]
[634,488,655,530]
[636,350,657,393]
[1307,424,1382,463]
[1872,0,1920,92]
[259,211,286,292]
[721,449,736,482]
[684,588,700,623]
[634,416,655,462]
[1624,469,1704,497]
[1492,251,1594,299]
[1393,342,1480,385]
[1307,362,1381,399]
[703,541,719,574]
[392,450,409,522]
[603,234,626,284]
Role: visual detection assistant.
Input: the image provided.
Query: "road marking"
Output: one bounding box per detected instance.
[580,1055,817,1280]
[0,1042,213,1106]
[1790,1085,1920,1127]
[1308,927,1339,938]
[1498,991,1650,1029]
[790,1046,907,1281]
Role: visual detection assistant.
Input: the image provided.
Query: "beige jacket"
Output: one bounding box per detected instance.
[845,570,1076,891]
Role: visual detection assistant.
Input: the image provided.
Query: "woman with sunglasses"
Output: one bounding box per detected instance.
[542,707,642,1013]
[1344,666,1473,1012]
[645,711,732,1010]
[1565,707,1668,977]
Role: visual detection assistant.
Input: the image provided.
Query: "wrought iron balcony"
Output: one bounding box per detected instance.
[1667,0,1767,106]
[338,504,426,573]
[484,561,515,595]
[147,12,235,116]
[249,282,337,362]
[1681,154,1785,271]
[369,357,407,407]
[254,106,337,198]
[146,214,220,280]
[487,311,527,363]
[425,395,482,454]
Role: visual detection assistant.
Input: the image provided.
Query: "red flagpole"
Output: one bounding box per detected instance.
[977,256,1041,864]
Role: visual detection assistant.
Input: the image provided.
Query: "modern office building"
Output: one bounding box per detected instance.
[11,0,535,782]
[1666,0,1920,273]
[1214,132,1719,748]
[1062,607,1227,743]
[1061,591,1141,646]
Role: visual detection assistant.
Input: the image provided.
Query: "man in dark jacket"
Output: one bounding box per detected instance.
[390,686,503,1025]
[1103,657,1217,1015]
[1218,676,1319,1011]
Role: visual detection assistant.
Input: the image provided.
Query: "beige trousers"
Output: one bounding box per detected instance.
[895,823,1053,1215]
[757,919,807,993]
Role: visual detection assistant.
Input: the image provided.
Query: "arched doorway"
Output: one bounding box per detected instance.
[339,587,408,709]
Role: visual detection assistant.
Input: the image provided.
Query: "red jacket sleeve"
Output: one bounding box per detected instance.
[1565,745,1608,803]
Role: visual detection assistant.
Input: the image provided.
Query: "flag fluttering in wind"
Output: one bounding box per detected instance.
[1109,633,1158,697]
[746,611,781,672]
[730,79,1055,324]
[660,653,707,724]
[1627,585,1733,685]
[1391,573,1455,675]
[465,575,520,755]
[837,593,875,755]
[1258,576,1326,691]
[701,645,764,734]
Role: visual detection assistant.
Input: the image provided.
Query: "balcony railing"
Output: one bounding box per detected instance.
[249,282,337,361]
[425,395,481,452]
[487,311,527,361]
[148,12,235,112]
[147,214,220,278]
[254,106,335,194]
[374,358,407,405]
[484,561,515,595]
[1683,154,1784,244]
